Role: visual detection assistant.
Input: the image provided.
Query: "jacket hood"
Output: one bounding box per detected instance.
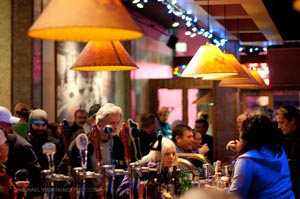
[238,145,286,173]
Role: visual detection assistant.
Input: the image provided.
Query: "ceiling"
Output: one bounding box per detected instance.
[123,0,300,49]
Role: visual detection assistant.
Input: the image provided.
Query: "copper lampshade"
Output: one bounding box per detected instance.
[28,0,143,41]
[202,53,251,80]
[192,91,214,104]
[181,43,238,78]
[70,41,138,71]
[219,67,268,88]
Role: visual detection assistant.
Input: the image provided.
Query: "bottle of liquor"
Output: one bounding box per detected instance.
[168,166,178,197]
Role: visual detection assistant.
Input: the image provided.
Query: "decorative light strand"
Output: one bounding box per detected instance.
[130,0,226,46]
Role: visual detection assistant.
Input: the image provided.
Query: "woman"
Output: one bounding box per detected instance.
[116,137,178,199]
[229,112,295,199]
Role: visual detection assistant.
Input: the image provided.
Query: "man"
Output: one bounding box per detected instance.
[172,124,211,177]
[25,108,60,170]
[0,106,41,198]
[131,112,158,162]
[64,104,101,174]
[95,103,125,166]
[68,104,101,143]
[194,119,214,163]
[95,103,126,199]
[69,109,88,139]
[0,128,17,198]
[192,129,209,156]
[276,105,300,199]
[172,124,194,154]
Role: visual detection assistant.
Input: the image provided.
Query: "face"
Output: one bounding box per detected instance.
[158,112,169,123]
[194,123,208,135]
[75,111,88,127]
[193,132,202,150]
[276,114,296,135]
[0,122,14,134]
[31,123,48,139]
[176,130,194,152]
[99,114,121,136]
[0,143,9,164]
[162,147,176,167]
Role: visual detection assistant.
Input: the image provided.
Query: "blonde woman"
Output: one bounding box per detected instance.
[117,137,178,199]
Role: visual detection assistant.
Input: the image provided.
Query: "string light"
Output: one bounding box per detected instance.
[173,64,187,77]
[130,0,226,46]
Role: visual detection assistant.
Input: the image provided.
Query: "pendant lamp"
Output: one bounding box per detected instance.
[181,43,238,78]
[202,53,251,80]
[219,67,267,88]
[28,0,143,41]
[192,91,214,104]
[70,41,138,71]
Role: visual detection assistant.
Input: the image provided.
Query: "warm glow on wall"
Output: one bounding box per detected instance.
[245,62,269,86]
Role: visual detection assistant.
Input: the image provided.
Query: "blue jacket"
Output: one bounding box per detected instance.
[229,145,295,199]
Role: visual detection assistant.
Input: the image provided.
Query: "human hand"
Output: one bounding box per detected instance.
[15,180,30,188]
[226,140,239,152]
[199,144,209,155]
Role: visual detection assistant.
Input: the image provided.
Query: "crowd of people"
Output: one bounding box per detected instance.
[0,102,299,199]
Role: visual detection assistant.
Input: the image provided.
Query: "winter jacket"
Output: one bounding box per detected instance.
[229,145,295,199]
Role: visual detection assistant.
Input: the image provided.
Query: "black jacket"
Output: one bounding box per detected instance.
[282,128,300,199]
[5,132,41,198]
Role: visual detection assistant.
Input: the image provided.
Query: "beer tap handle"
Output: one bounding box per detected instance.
[120,122,130,166]
[90,125,102,169]
[104,125,115,165]
[76,134,89,170]
[58,119,71,176]
[42,142,56,173]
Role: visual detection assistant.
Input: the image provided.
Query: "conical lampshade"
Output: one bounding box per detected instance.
[219,67,267,88]
[28,0,143,41]
[70,41,138,71]
[181,43,238,78]
[192,91,214,104]
[202,53,251,80]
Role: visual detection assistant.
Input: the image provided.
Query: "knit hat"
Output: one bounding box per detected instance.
[29,109,48,124]
[0,106,20,124]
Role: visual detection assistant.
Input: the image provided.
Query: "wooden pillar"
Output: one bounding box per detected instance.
[11,0,34,108]
[213,40,240,162]
[0,0,12,109]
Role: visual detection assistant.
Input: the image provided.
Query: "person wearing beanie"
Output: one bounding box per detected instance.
[25,109,60,171]
[0,106,41,198]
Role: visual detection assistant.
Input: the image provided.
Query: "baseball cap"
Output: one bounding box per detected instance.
[0,106,20,124]
[0,129,7,145]
[29,109,48,124]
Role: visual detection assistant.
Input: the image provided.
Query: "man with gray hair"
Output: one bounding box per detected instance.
[95,103,126,199]
[95,103,123,166]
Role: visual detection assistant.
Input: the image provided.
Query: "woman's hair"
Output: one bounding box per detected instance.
[139,137,178,166]
[238,111,281,156]
[157,107,170,116]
